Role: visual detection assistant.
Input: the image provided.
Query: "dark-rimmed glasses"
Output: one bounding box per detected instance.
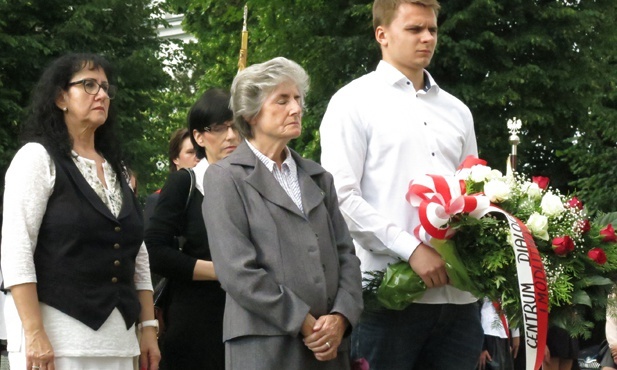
[204,122,237,135]
[68,78,117,99]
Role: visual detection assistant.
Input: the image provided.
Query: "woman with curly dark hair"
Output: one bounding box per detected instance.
[1,52,160,370]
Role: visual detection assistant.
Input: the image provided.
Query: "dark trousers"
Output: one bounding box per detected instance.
[479,335,514,370]
[351,302,484,370]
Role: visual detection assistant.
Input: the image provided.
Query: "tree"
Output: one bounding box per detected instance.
[170,0,616,212]
[0,0,171,198]
[559,0,617,213]
[435,0,616,196]
[167,0,376,160]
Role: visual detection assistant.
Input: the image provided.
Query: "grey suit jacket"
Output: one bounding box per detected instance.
[203,141,363,341]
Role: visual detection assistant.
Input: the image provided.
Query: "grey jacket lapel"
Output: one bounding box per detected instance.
[231,142,305,218]
[291,151,326,215]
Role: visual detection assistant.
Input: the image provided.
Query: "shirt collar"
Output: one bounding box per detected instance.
[376,60,438,93]
[245,139,297,175]
[193,158,208,195]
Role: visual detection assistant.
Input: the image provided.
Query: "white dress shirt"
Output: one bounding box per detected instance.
[1,143,151,357]
[193,155,209,196]
[480,298,520,339]
[320,60,478,304]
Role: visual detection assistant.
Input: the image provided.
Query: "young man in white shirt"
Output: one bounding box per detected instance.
[320,0,483,368]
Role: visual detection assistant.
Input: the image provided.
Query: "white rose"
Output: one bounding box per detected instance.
[456,168,471,181]
[483,179,511,203]
[470,165,492,182]
[523,182,542,200]
[486,169,504,181]
[526,213,549,241]
[540,193,565,216]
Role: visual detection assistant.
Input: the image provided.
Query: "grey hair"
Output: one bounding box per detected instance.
[230,57,310,139]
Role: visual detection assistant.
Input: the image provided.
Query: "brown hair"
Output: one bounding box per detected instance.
[373,0,441,31]
[168,128,191,173]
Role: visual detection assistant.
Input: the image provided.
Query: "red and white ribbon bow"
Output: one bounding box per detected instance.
[406,174,490,244]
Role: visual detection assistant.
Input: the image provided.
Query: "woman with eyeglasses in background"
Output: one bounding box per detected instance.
[145,88,239,369]
[1,53,160,370]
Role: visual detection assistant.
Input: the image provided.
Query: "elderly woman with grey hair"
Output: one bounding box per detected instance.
[202,57,363,370]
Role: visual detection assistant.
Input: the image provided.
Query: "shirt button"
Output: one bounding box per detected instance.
[114,226,121,232]
[111,277,118,283]
[431,152,435,156]
[424,122,427,126]
[113,243,120,249]
[406,81,410,85]
[114,260,121,267]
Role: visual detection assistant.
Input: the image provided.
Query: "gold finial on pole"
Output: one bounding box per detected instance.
[506,117,522,175]
[238,4,248,71]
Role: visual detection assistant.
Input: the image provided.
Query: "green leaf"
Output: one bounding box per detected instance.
[577,275,614,288]
[572,290,592,307]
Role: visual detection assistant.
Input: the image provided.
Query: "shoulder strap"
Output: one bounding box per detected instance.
[175,168,196,253]
[180,167,196,214]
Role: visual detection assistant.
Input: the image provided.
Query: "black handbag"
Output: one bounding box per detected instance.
[152,167,195,338]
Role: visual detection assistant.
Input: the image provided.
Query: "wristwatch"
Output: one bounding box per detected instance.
[138,319,159,334]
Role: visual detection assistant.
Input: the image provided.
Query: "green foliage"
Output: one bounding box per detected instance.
[163,0,617,214]
[1,0,615,211]
[0,0,171,199]
[168,0,376,160]
[435,0,616,194]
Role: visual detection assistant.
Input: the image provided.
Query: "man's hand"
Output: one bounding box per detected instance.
[477,350,492,370]
[511,336,520,358]
[408,243,448,288]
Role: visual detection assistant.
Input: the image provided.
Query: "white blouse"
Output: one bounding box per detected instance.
[1,143,152,357]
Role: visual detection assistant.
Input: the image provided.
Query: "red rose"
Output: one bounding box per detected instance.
[552,235,575,256]
[578,219,591,234]
[600,224,617,243]
[588,248,608,265]
[567,197,584,210]
[532,176,550,190]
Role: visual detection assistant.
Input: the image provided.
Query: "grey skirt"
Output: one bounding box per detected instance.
[226,335,351,370]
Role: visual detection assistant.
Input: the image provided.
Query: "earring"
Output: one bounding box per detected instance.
[62,107,68,112]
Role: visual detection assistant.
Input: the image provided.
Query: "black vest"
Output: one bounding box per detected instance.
[33,153,143,330]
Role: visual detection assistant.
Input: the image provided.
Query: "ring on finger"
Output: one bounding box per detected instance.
[32,366,41,370]
[326,341,331,349]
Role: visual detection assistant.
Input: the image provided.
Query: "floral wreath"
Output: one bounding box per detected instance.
[363,156,617,369]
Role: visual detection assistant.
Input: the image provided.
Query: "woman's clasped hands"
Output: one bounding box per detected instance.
[302,313,349,361]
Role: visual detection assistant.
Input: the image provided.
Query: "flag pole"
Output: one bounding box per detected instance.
[507,117,522,176]
[238,4,248,71]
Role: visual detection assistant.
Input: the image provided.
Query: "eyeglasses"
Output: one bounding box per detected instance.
[67,78,117,99]
[204,122,237,135]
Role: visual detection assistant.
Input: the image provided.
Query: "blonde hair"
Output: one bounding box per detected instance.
[373,0,441,31]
